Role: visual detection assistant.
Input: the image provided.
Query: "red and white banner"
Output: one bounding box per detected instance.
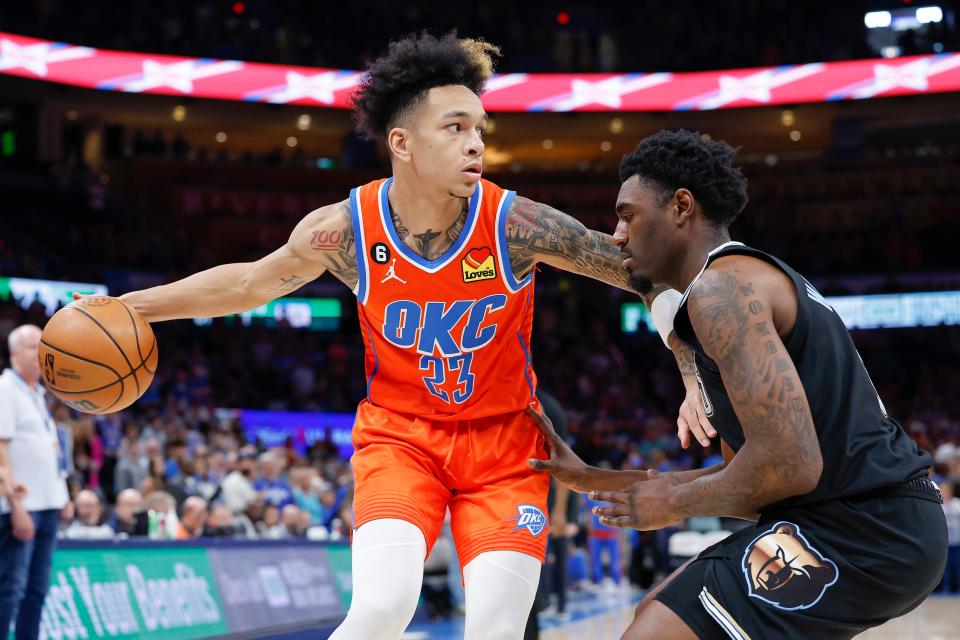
[2,31,960,111]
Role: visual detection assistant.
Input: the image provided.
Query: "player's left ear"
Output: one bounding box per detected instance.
[387,126,413,163]
[673,188,695,226]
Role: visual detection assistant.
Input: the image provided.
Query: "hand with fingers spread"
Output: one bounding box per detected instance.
[526,405,658,493]
[588,471,683,531]
[525,406,593,493]
[677,383,717,449]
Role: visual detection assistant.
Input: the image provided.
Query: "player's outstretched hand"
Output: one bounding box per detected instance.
[677,384,717,449]
[526,406,592,493]
[589,473,683,531]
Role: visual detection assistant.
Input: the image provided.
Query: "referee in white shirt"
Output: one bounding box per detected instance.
[0,325,72,640]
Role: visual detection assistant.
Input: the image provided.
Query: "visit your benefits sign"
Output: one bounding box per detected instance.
[7,542,353,639]
[27,547,228,640]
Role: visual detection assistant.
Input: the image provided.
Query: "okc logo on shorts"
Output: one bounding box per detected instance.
[512,504,546,536]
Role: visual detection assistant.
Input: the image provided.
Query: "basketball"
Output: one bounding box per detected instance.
[37,296,158,414]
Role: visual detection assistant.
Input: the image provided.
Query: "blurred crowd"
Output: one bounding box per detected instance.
[4,144,960,289]
[2,1,958,73]
[45,386,355,542]
[55,434,354,544]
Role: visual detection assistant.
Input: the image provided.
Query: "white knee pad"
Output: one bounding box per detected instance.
[463,551,542,640]
[328,519,426,640]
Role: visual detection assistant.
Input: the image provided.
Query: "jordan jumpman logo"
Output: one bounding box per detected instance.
[380,259,407,284]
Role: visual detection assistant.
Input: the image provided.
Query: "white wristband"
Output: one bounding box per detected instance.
[650,289,683,349]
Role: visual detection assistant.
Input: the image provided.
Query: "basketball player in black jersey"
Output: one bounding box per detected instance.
[528,129,947,639]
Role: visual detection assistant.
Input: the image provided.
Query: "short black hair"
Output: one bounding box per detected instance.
[352,32,499,141]
[619,129,748,227]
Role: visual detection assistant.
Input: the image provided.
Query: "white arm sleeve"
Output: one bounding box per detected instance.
[650,289,684,349]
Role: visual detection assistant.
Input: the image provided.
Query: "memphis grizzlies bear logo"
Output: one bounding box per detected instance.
[742,521,839,611]
[512,505,546,536]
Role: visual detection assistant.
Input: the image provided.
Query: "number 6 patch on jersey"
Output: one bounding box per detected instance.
[370,242,391,264]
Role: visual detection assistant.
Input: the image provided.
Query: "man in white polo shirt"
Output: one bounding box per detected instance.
[0,324,70,640]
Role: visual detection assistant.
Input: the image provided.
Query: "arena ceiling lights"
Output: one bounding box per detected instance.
[864,5,948,59]
[2,31,960,112]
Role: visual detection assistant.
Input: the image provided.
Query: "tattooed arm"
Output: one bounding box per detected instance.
[505,197,694,342]
[505,195,636,293]
[590,259,818,528]
[667,260,822,517]
[505,196,713,442]
[669,330,719,448]
[120,200,354,322]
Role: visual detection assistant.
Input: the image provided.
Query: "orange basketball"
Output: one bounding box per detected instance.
[38,296,158,414]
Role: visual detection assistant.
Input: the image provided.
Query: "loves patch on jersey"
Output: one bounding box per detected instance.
[462,247,497,283]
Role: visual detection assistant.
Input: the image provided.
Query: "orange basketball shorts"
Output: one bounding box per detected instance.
[350,399,551,570]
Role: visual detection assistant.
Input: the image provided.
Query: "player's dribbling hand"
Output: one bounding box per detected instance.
[589,474,683,531]
[677,384,716,449]
[526,406,592,493]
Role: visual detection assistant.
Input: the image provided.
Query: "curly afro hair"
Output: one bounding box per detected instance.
[352,32,499,141]
[619,129,748,227]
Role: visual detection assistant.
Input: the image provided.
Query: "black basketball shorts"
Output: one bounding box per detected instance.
[655,476,947,640]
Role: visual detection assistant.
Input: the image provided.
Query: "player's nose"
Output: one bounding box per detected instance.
[465,130,484,156]
[612,220,629,246]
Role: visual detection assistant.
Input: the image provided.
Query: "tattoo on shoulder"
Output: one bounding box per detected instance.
[314,201,358,289]
[310,227,347,251]
[505,196,632,290]
[689,272,751,363]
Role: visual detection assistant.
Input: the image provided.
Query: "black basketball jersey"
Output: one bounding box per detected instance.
[673,242,932,510]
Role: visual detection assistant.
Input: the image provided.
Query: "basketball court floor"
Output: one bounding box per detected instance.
[397,590,960,639]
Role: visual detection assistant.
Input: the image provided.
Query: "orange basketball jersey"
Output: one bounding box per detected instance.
[349,177,537,421]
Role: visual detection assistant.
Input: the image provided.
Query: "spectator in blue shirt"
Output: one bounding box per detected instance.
[254,451,293,508]
[290,466,324,526]
[164,439,187,480]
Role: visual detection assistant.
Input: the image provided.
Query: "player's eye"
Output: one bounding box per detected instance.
[476,127,485,137]
[446,123,461,132]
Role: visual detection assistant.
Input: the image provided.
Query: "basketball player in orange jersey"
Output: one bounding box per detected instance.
[104,33,700,639]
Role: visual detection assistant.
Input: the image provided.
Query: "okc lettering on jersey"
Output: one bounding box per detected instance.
[382,294,508,356]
